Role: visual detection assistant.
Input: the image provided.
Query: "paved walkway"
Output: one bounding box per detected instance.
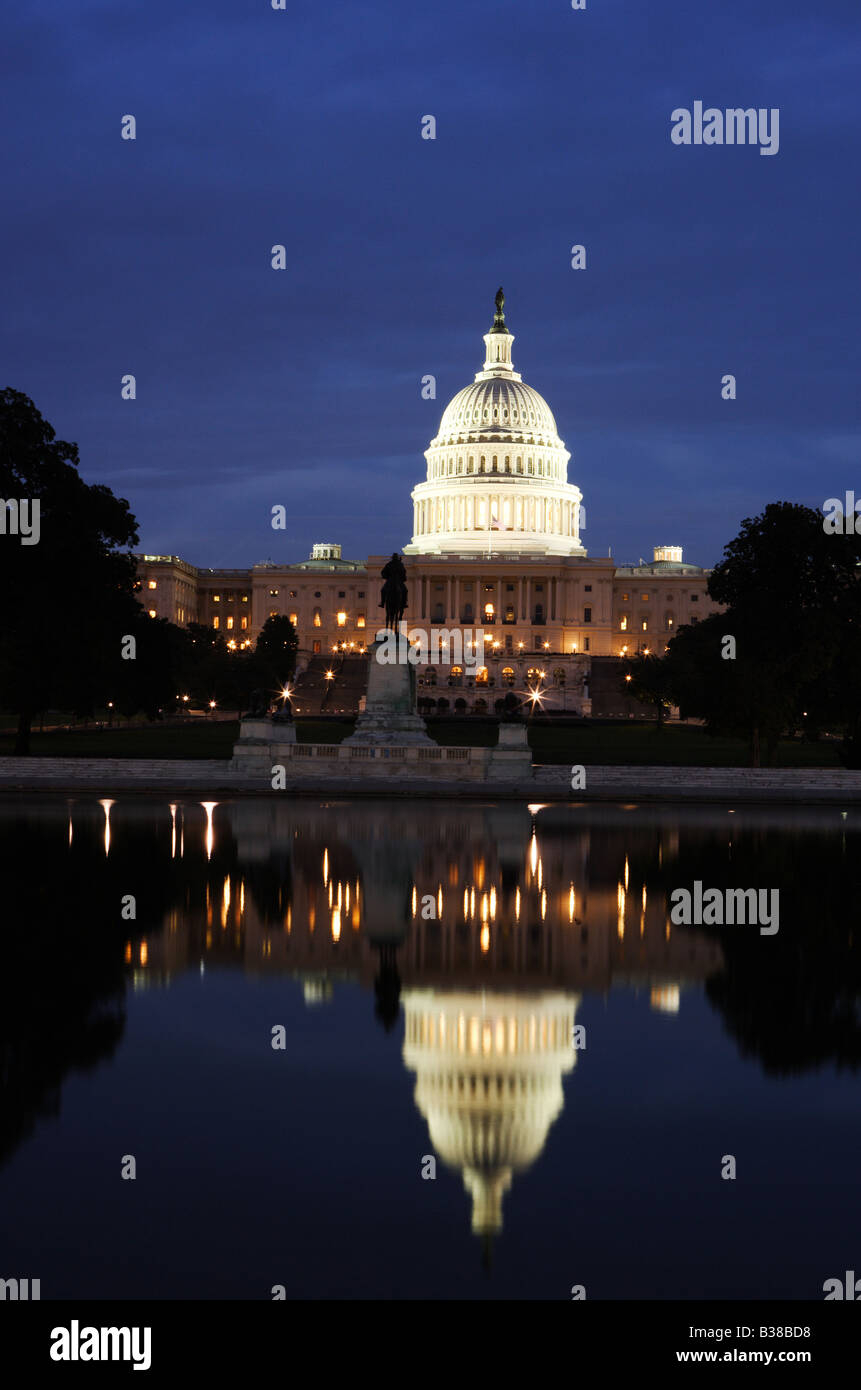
[0,757,859,802]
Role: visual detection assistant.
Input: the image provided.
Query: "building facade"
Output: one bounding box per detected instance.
[136,293,719,709]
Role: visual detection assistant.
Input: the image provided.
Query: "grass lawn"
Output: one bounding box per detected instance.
[0,716,843,766]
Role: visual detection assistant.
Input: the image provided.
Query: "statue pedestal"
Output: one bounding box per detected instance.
[232,715,295,773]
[343,635,436,746]
[487,720,532,779]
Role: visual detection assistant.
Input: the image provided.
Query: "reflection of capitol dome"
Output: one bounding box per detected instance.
[403,989,578,1238]
[405,290,586,557]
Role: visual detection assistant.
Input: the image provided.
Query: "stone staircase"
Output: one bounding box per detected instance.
[291,653,369,716]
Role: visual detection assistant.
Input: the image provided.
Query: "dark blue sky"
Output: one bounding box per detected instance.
[3,0,859,570]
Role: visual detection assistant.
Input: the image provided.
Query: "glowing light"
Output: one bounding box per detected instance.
[569,884,575,922]
[624,857,629,890]
[323,849,328,885]
[170,803,177,859]
[437,886,443,918]
[515,886,521,920]
[201,802,217,860]
[541,889,547,919]
[99,799,115,857]
[331,907,341,941]
[480,924,490,953]
[529,832,538,875]
[139,942,148,966]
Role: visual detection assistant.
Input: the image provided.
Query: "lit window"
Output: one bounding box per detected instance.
[312,640,321,653]
[337,611,347,627]
[313,608,321,628]
[641,593,649,601]
[148,608,157,618]
[269,610,277,618]
[240,616,248,630]
[241,595,248,603]
[357,614,365,628]
[642,619,648,632]
[213,595,220,603]
[620,616,628,631]
[484,603,494,620]
[621,592,629,601]
[226,616,234,630]
[213,616,219,630]
[269,589,279,597]
[289,612,298,625]
[148,580,157,590]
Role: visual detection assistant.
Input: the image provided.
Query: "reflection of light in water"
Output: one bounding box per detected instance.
[323,849,328,886]
[285,905,292,933]
[651,984,680,1013]
[437,886,443,918]
[480,925,490,953]
[489,886,497,919]
[170,803,177,859]
[124,942,132,963]
[328,881,333,907]
[222,876,230,928]
[403,989,579,1240]
[463,888,468,919]
[345,883,350,912]
[200,802,217,860]
[568,884,575,922]
[470,887,475,918]
[240,880,245,916]
[331,907,341,941]
[529,833,538,876]
[99,800,115,856]
[624,856,629,891]
[541,889,547,920]
[515,887,521,921]
[68,806,73,848]
[537,859,543,891]
[617,882,626,939]
[140,941,148,966]
[481,893,488,923]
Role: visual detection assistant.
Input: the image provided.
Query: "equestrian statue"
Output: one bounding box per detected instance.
[379,552,408,633]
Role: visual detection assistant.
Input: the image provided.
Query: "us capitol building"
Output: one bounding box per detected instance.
[137,291,717,710]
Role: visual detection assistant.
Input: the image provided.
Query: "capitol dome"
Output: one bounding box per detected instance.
[404,289,586,557]
[403,989,578,1238]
